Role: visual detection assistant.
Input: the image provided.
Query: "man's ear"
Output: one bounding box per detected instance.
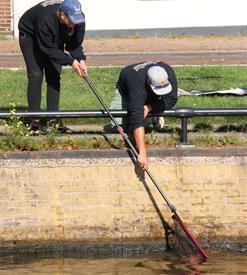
[59,11,66,21]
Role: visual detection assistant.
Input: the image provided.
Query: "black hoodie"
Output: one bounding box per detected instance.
[117,61,178,131]
[18,0,86,65]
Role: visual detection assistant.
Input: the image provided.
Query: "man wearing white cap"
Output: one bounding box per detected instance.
[109,61,178,170]
[18,0,87,132]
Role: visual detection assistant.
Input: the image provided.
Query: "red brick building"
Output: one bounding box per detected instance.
[0,0,12,35]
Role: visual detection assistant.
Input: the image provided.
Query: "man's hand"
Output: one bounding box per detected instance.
[137,152,148,171]
[72,59,87,77]
[152,116,165,130]
[144,104,152,118]
[79,60,87,76]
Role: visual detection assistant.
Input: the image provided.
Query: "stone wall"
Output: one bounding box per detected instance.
[0,0,11,35]
[0,148,246,249]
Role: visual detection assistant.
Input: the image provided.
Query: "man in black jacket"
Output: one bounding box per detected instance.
[18,0,87,132]
[109,61,178,170]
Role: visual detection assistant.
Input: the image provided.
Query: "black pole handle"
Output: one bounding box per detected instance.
[83,75,176,212]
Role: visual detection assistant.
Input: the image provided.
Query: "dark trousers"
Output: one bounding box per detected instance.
[19,34,62,112]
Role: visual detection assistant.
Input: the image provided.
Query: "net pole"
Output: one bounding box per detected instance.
[83,75,208,259]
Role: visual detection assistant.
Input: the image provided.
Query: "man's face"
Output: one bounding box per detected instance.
[60,12,75,28]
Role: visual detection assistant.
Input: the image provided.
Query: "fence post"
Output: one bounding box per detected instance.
[175,107,194,146]
[180,117,189,144]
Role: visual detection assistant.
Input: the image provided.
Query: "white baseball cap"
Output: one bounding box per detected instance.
[147,66,172,96]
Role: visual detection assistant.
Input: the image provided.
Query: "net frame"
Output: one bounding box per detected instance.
[172,215,204,258]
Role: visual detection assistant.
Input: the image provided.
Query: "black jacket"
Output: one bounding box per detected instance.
[117,61,178,131]
[18,0,86,65]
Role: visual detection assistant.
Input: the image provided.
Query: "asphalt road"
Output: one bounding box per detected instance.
[1,50,247,68]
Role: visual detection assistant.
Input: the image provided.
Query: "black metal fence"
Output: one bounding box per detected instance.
[1,107,247,145]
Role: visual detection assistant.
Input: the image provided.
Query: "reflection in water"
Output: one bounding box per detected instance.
[0,249,246,274]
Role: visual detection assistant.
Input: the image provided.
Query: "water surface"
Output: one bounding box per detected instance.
[0,249,246,274]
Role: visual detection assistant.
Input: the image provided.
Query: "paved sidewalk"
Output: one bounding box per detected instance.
[1,36,247,68]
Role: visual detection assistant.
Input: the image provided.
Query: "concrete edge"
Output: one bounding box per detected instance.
[1,147,247,160]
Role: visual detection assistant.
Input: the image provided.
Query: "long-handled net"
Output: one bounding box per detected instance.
[83,75,208,259]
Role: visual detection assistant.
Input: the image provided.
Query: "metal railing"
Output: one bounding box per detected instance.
[0,107,247,145]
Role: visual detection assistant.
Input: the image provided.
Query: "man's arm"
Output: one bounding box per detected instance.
[35,13,75,65]
[134,126,148,170]
[66,23,87,76]
[133,104,151,170]
[122,70,150,170]
[65,23,86,61]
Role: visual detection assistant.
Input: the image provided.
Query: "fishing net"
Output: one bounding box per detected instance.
[171,214,206,258]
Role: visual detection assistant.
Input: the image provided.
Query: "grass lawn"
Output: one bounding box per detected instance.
[0,65,247,127]
[1,65,247,151]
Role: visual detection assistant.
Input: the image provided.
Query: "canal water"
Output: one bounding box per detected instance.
[0,249,246,274]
